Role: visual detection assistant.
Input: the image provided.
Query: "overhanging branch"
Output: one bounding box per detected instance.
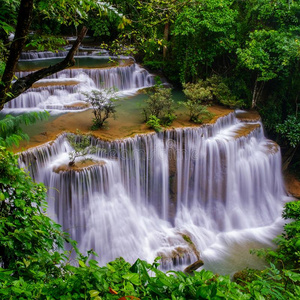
[4,26,88,105]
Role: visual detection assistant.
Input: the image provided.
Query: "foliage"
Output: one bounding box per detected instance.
[0,147,70,279]
[182,100,212,124]
[82,89,117,129]
[171,0,238,82]
[0,111,49,147]
[66,131,97,166]
[25,34,67,52]
[142,85,176,126]
[1,142,300,298]
[146,115,162,132]
[237,30,300,82]
[236,199,300,299]
[207,75,245,108]
[271,200,300,270]
[276,115,300,148]
[182,81,213,123]
[183,81,212,103]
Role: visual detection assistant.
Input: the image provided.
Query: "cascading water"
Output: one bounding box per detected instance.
[19,47,109,59]
[19,112,290,275]
[4,54,154,112]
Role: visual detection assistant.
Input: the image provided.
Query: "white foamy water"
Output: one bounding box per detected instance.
[19,112,290,275]
[4,59,154,113]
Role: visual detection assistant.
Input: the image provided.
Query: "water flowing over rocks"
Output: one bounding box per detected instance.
[5,62,154,112]
[19,112,291,275]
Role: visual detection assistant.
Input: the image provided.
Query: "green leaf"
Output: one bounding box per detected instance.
[284,270,300,282]
[254,291,266,300]
[89,290,100,297]
[78,260,86,268]
[122,273,141,286]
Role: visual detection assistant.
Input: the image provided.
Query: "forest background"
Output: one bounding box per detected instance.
[0,0,300,299]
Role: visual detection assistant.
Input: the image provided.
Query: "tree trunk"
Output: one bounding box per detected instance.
[0,0,34,109]
[0,0,88,111]
[282,145,299,171]
[8,27,88,103]
[163,22,170,60]
[252,79,258,109]
[251,78,265,109]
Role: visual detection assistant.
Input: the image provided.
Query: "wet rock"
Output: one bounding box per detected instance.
[184,259,204,274]
[53,159,105,173]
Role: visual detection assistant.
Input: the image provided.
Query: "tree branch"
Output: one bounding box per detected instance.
[0,26,88,110]
[9,26,88,101]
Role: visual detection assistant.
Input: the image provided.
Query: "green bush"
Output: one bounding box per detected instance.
[182,81,213,123]
[82,89,117,129]
[146,115,162,132]
[67,131,97,166]
[276,115,300,148]
[1,147,300,299]
[142,85,176,126]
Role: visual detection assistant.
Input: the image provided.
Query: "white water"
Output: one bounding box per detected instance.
[19,112,289,275]
[5,63,154,112]
[19,47,109,59]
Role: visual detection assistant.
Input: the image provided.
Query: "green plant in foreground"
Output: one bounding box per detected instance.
[0,111,49,147]
[1,145,300,299]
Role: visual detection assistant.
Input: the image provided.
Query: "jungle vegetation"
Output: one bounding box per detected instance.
[0,0,300,299]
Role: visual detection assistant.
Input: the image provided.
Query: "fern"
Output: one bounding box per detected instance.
[0,111,49,147]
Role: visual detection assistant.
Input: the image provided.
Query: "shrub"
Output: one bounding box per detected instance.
[83,89,117,129]
[276,115,300,148]
[142,85,176,126]
[146,115,162,132]
[183,81,213,103]
[207,75,245,108]
[66,131,97,166]
[182,81,213,123]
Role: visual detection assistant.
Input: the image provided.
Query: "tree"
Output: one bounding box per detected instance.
[83,89,117,129]
[0,0,127,110]
[182,81,212,123]
[171,0,238,82]
[67,131,97,166]
[237,29,300,108]
[142,85,176,126]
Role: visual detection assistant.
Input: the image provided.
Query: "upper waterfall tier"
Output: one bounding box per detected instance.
[17,55,132,71]
[19,47,109,60]
[19,112,289,274]
[5,64,154,111]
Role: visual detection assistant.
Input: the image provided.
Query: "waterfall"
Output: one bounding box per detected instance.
[19,112,289,275]
[5,63,154,111]
[19,48,109,60]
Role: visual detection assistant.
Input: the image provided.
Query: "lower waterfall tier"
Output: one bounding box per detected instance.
[19,112,291,275]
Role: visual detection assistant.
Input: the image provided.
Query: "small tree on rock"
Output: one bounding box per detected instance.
[83,89,117,129]
[67,131,97,166]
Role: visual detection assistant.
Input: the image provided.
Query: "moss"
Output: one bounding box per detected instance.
[182,234,193,245]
